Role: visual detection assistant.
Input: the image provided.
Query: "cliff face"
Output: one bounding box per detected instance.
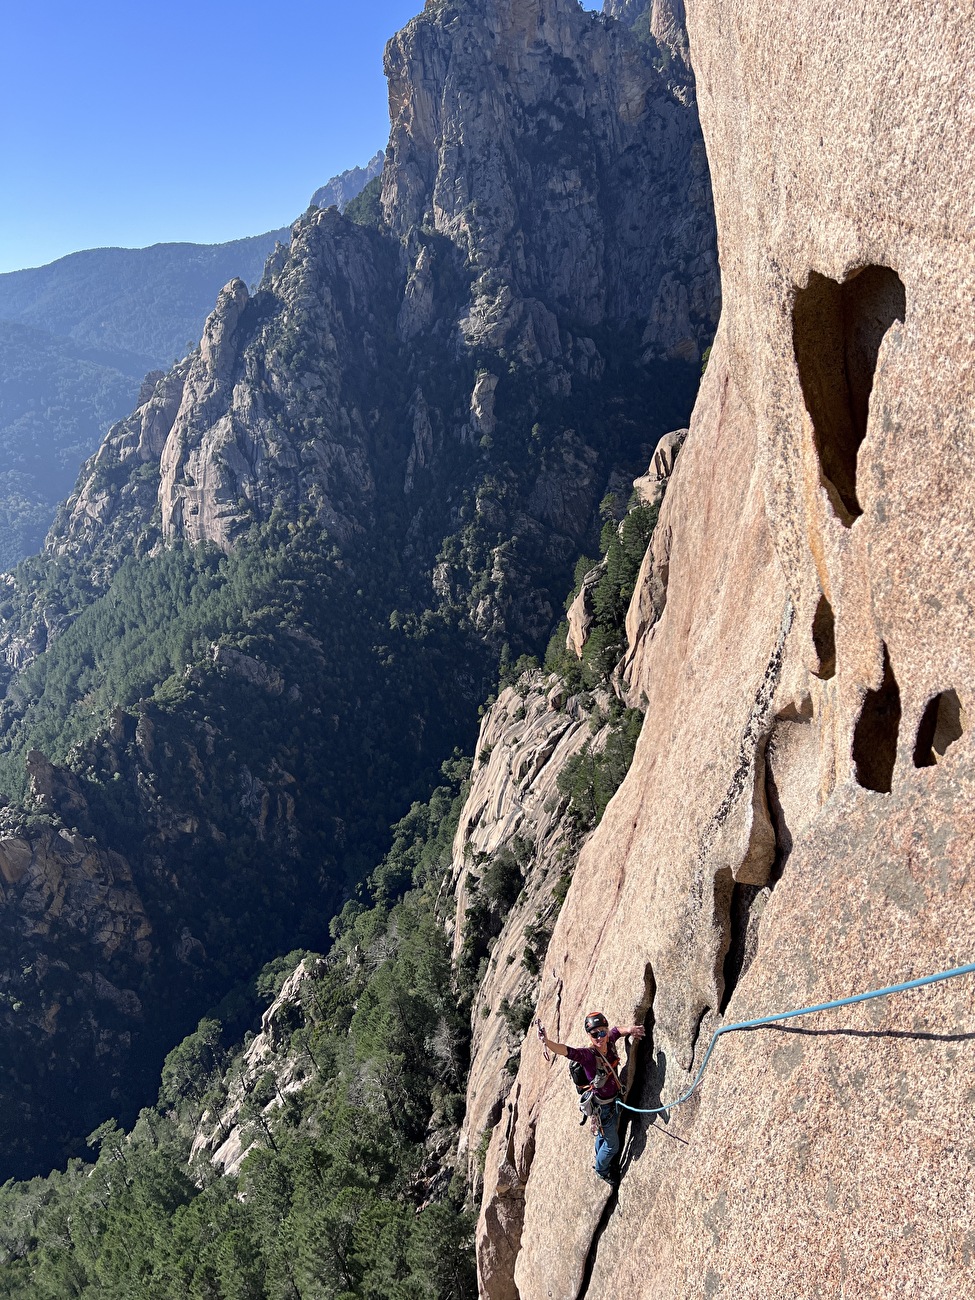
[0,769,153,1176]
[450,675,599,1150]
[383,0,713,363]
[475,2,975,1296]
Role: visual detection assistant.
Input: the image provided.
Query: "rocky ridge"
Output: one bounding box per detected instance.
[450,674,604,1173]
[472,1,975,1296]
[310,152,385,212]
[0,157,383,572]
[451,670,620,1294]
[188,956,325,1178]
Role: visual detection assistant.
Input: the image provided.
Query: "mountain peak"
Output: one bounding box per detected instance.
[309,150,385,212]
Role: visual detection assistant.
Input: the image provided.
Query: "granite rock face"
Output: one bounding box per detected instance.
[475,2,975,1296]
[619,426,686,696]
[564,564,603,660]
[630,425,686,508]
[450,674,605,1145]
[383,0,715,363]
[155,229,401,550]
[564,427,686,672]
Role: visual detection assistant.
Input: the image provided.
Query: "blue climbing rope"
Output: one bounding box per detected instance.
[617,961,975,1117]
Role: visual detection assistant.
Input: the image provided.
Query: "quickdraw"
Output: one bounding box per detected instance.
[536,1017,551,1063]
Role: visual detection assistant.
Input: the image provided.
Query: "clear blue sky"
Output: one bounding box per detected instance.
[0,1,602,275]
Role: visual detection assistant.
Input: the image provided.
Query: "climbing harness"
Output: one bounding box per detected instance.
[616,961,975,1117]
[596,1045,625,1098]
[586,1050,625,1134]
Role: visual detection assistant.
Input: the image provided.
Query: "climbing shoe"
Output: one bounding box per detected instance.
[594,1168,618,1189]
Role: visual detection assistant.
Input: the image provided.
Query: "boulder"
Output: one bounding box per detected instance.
[0,837,31,886]
[630,426,688,508]
[565,562,604,660]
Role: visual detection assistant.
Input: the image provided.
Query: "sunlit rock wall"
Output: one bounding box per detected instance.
[475,2,975,1296]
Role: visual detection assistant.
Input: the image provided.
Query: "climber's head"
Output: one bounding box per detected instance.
[584,1011,609,1041]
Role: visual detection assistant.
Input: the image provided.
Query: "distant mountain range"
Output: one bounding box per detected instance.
[0,159,381,568]
[0,322,148,568]
[0,230,289,371]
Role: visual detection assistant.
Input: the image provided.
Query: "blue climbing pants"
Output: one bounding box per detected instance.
[594,1102,620,1175]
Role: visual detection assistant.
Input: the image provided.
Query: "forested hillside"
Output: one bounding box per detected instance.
[0,233,289,369]
[0,512,499,1178]
[0,324,146,566]
[0,764,478,1299]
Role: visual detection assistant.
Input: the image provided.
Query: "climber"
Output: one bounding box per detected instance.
[539,1012,645,1186]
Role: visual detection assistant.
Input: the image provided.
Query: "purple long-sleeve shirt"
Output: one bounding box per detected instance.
[566,1027,623,1100]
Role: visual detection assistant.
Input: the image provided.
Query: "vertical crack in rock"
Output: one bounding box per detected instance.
[698,597,795,863]
[552,974,565,1039]
[685,1004,710,1076]
[619,961,656,1143]
[576,1187,622,1300]
[619,963,661,1157]
[632,960,657,1045]
[479,1093,534,1300]
[717,698,800,1014]
[811,593,836,680]
[718,879,767,1015]
[764,726,801,877]
[852,643,902,793]
[912,689,966,768]
[661,598,796,1093]
[715,747,775,1011]
[792,264,906,525]
[486,1097,505,1131]
[734,732,777,885]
